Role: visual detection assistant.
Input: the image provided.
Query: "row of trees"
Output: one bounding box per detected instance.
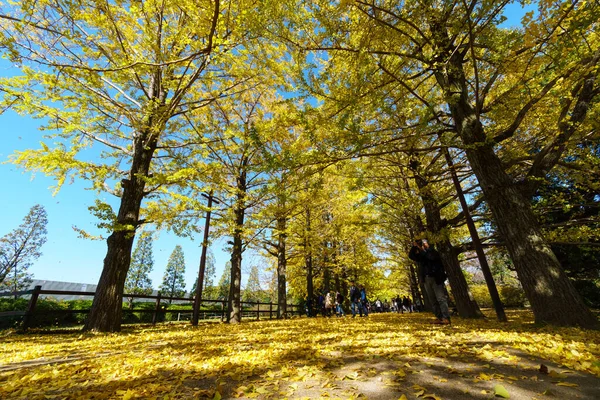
[0,0,598,331]
[126,236,273,305]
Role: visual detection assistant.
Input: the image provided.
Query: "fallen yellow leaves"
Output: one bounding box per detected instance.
[0,310,598,399]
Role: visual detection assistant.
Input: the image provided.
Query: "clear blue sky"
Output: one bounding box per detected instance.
[0,3,530,291]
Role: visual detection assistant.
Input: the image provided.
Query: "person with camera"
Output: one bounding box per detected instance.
[408,239,450,325]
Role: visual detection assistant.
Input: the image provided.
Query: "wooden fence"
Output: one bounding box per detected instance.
[0,286,303,330]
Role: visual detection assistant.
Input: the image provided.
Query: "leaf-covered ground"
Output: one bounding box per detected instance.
[1,310,599,399]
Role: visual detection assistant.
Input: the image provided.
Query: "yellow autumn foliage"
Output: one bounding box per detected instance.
[1,311,599,399]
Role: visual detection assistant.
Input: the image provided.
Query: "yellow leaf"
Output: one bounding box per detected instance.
[478,373,491,381]
[399,395,408,400]
[548,370,566,379]
[121,390,136,400]
[556,382,579,387]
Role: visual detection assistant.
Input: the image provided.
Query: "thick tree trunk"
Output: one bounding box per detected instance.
[429,18,598,328]
[84,137,156,332]
[276,215,287,319]
[412,163,483,318]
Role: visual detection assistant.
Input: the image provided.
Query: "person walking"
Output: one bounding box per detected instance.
[325,292,334,317]
[335,291,345,317]
[359,284,369,317]
[349,281,362,317]
[403,296,412,313]
[409,239,451,325]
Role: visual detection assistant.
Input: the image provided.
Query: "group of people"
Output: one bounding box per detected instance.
[372,296,414,313]
[311,286,423,318]
[322,291,345,317]
[305,238,451,325]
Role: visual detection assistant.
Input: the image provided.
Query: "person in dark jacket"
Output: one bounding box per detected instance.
[359,285,369,317]
[408,239,450,324]
[349,281,362,317]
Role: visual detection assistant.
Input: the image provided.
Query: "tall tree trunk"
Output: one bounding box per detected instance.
[411,161,483,318]
[84,136,157,332]
[444,148,507,322]
[227,166,247,324]
[408,263,423,307]
[429,17,597,328]
[276,214,287,319]
[323,250,331,293]
[304,208,314,316]
[407,217,430,312]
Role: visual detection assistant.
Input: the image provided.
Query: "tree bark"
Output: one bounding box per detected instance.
[227,165,247,324]
[411,161,483,318]
[192,192,214,326]
[408,263,423,307]
[444,148,507,322]
[84,135,156,332]
[276,214,287,319]
[429,17,598,328]
[304,208,315,316]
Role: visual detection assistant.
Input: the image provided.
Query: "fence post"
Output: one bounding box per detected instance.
[221,300,226,322]
[269,302,273,320]
[256,302,260,321]
[21,285,42,331]
[152,292,162,325]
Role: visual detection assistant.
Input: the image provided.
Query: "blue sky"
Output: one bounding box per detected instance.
[0,2,531,291]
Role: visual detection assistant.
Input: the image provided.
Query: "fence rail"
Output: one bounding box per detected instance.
[0,286,302,330]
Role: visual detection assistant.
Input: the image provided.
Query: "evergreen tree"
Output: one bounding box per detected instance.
[124,234,154,307]
[190,249,216,299]
[0,204,48,288]
[217,262,231,300]
[266,268,277,303]
[159,245,186,304]
[243,265,262,303]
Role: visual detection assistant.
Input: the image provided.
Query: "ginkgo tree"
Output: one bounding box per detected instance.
[0,0,283,331]
[276,0,599,327]
[182,82,291,323]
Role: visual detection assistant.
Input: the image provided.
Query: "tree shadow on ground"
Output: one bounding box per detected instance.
[1,312,599,399]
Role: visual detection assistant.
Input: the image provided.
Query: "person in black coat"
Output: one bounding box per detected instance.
[408,239,451,324]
